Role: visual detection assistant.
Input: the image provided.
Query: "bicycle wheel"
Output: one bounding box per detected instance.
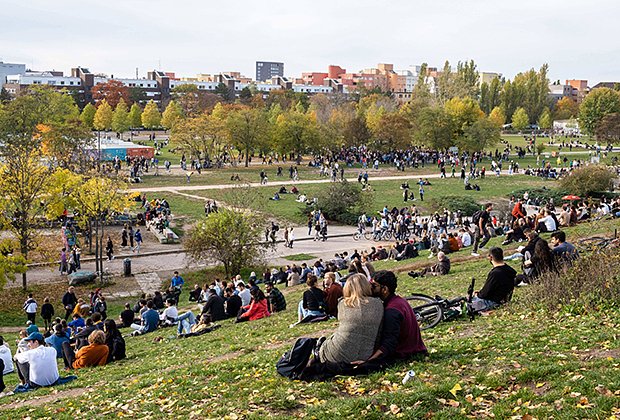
[407,294,443,330]
[352,232,360,241]
[577,236,609,253]
[363,232,373,241]
[383,231,393,241]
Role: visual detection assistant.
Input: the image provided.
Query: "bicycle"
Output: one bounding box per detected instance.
[352,229,372,241]
[577,229,618,253]
[372,229,393,242]
[406,278,476,330]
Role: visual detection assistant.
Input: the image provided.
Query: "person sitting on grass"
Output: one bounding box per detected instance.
[103,319,126,363]
[119,303,137,328]
[74,316,99,350]
[236,288,270,323]
[265,282,287,313]
[189,284,202,302]
[550,230,579,263]
[200,288,226,323]
[408,252,451,278]
[160,299,179,327]
[45,324,70,359]
[14,332,59,388]
[178,314,221,338]
[224,288,242,319]
[62,330,109,370]
[323,273,343,318]
[297,275,327,322]
[130,300,160,336]
[470,247,517,312]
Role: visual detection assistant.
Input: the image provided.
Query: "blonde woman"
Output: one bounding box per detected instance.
[317,274,383,364]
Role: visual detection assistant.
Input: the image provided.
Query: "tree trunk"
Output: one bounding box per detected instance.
[94,218,100,275]
[20,236,28,290]
[245,146,249,167]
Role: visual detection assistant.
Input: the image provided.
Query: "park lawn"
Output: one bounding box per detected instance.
[186,175,556,225]
[1,240,618,418]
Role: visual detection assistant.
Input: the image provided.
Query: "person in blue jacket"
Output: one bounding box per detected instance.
[45,324,70,359]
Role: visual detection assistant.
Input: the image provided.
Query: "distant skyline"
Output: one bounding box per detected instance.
[2,0,619,85]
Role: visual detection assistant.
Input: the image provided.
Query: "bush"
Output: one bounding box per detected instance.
[559,165,617,197]
[509,187,568,203]
[301,180,373,225]
[519,247,620,313]
[429,195,479,216]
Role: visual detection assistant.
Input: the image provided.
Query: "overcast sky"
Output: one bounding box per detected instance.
[2,0,619,85]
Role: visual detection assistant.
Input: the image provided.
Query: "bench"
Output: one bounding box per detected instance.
[147,222,179,244]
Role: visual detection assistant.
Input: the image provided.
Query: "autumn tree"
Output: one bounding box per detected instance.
[488,106,506,127]
[274,108,320,155]
[368,112,411,152]
[141,100,161,129]
[444,97,485,144]
[579,87,620,135]
[161,100,184,130]
[172,84,212,116]
[40,120,93,171]
[80,103,96,129]
[511,107,530,131]
[553,97,579,120]
[594,113,620,143]
[93,99,113,131]
[479,77,502,114]
[112,98,130,136]
[91,79,130,108]
[501,65,549,123]
[128,103,143,129]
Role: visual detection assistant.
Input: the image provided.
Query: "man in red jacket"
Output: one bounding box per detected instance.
[511,198,526,222]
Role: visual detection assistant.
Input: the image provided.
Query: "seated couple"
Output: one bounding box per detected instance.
[302,271,427,379]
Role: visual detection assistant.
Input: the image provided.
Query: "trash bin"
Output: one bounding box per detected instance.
[123,258,131,277]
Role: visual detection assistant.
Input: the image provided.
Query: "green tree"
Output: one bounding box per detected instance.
[0,87,11,104]
[80,103,96,129]
[444,97,485,144]
[461,117,501,152]
[579,87,620,135]
[368,113,411,152]
[502,65,549,123]
[215,83,233,102]
[128,103,143,128]
[40,120,93,171]
[479,77,502,114]
[538,107,552,130]
[226,107,269,167]
[161,100,184,130]
[112,98,130,136]
[141,100,161,129]
[511,107,529,131]
[185,209,269,277]
[93,99,113,131]
[412,106,454,150]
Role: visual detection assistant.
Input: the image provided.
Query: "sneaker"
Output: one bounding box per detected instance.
[427,253,434,259]
[501,240,510,246]
[517,281,529,287]
[471,252,480,257]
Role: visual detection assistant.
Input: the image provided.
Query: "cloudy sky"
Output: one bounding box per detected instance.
[2,0,619,84]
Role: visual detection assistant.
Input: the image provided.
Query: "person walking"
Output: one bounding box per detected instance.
[128,226,135,250]
[133,229,143,254]
[121,226,128,248]
[40,297,54,332]
[106,236,114,261]
[62,286,78,321]
[59,248,68,275]
[23,294,38,324]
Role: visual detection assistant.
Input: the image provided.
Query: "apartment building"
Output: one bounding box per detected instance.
[256,61,284,82]
[0,61,26,90]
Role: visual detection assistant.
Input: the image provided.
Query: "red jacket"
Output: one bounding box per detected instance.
[240,299,270,321]
[511,202,526,218]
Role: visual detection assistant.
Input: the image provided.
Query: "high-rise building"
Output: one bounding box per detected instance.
[256,61,284,82]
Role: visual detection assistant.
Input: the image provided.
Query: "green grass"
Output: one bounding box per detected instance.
[1,229,618,418]
[283,253,317,261]
[186,175,554,224]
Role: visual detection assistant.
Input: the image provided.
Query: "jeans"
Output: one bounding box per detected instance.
[297,301,324,322]
[472,226,490,252]
[470,297,499,312]
[177,311,196,335]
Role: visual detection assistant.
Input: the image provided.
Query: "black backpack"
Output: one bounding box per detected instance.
[276,337,317,379]
[471,210,483,225]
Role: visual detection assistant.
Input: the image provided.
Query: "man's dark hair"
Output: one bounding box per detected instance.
[551,231,566,242]
[54,324,63,335]
[91,312,102,322]
[489,247,504,262]
[208,288,217,295]
[372,270,398,294]
[485,203,493,210]
[166,298,176,305]
[85,318,94,326]
[139,299,147,306]
[146,300,154,309]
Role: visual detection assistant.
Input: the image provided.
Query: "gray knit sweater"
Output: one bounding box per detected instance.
[318,297,383,364]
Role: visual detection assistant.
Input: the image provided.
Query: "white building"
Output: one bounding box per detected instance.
[0,61,26,89]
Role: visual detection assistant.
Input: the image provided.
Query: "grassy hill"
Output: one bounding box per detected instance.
[1,219,619,418]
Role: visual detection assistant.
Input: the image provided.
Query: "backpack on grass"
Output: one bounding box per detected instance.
[276,337,317,380]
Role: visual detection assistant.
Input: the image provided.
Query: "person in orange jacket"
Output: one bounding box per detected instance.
[236,288,270,322]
